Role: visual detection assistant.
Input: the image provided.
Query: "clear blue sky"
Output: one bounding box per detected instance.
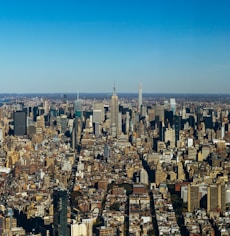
[0,0,230,94]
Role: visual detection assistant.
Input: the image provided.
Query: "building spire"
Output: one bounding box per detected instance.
[113,81,116,96]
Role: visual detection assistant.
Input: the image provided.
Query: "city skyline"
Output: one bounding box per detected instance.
[0,1,230,94]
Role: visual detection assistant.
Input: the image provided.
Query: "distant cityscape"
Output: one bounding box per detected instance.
[0,87,230,236]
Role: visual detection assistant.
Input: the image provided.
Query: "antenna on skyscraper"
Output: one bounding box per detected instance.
[77,91,79,100]
[113,81,116,96]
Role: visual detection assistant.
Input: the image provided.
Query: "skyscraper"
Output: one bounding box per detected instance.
[44,99,50,115]
[125,111,130,134]
[154,104,165,123]
[174,115,182,145]
[14,111,27,136]
[138,83,142,113]
[170,98,176,115]
[71,116,82,149]
[74,93,82,118]
[53,188,68,236]
[71,119,76,150]
[74,93,83,144]
[110,83,119,137]
[93,102,105,123]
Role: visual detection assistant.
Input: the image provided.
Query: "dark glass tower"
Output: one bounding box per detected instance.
[174,115,182,145]
[14,111,27,136]
[53,188,67,236]
[159,121,165,142]
[164,110,173,128]
[203,115,213,129]
[33,106,39,122]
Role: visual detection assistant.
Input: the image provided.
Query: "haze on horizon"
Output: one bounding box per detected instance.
[0,0,230,94]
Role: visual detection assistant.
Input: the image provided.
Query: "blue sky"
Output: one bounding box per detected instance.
[0,0,230,93]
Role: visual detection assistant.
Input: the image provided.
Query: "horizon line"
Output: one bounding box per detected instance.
[0,92,230,96]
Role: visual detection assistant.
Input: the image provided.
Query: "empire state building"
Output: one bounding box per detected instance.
[110,84,119,137]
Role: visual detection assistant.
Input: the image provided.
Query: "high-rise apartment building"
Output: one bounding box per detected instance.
[53,188,68,236]
[188,184,200,212]
[207,184,226,212]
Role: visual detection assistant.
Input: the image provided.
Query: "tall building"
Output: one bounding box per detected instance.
[93,102,105,122]
[71,120,76,150]
[154,104,165,124]
[104,144,110,159]
[207,184,226,212]
[164,127,175,148]
[53,188,68,236]
[118,111,122,135]
[93,110,103,124]
[174,115,182,145]
[159,121,165,142]
[140,105,147,118]
[170,98,176,114]
[70,219,93,236]
[74,93,82,118]
[109,84,119,137]
[177,161,185,180]
[82,219,93,236]
[155,161,167,186]
[71,222,87,236]
[188,184,199,212]
[140,168,148,185]
[14,111,27,136]
[74,93,83,143]
[60,115,68,134]
[125,111,130,134]
[44,99,50,115]
[203,115,213,130]
[71,116,83,149]
[226,185,230,204]
[0,213,4,235]
[138,83,142,113]
[148,108,155,124]
[164,110,173,128]
[0,128,3,143]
